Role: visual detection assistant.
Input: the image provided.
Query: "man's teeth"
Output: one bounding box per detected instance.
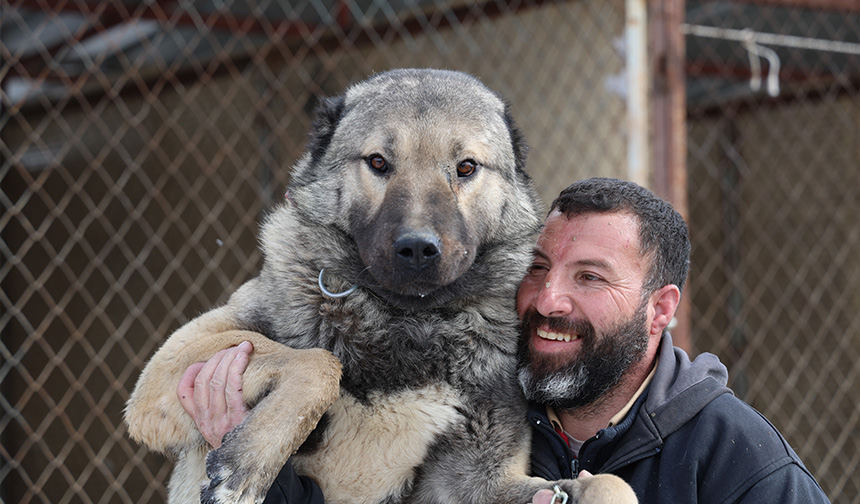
[537,328,580,342]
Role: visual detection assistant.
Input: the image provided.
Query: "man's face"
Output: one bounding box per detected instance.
[516,210,655,410]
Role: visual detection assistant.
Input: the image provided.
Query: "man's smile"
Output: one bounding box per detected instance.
[536,327,581,343]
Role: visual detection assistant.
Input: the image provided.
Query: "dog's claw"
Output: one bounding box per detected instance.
[201,441,269,504]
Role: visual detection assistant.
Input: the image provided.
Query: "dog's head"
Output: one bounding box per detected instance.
[286,69,541,310]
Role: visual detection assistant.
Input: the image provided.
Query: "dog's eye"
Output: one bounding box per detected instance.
[367,154,389,174]
[457,159,478,177]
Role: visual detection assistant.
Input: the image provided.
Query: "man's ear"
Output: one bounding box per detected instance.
[648,284,681,336]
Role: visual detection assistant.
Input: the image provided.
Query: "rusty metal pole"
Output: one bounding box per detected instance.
[649,0,691,353]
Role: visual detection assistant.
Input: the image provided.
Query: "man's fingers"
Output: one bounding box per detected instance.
[531,489,555,504]
[193,348,230,413]
[225,341,252,422]
[207,347,239,418]
[175,343,254,448]
[177,361,206,417]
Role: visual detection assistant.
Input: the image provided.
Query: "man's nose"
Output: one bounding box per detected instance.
[534,273,574,318]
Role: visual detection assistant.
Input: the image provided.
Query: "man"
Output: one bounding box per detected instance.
[179,178,829,503]
[516,177,828,503]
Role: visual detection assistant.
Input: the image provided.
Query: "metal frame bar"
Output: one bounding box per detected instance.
[626,0,650,188]
[717,0,860,12]
[649,0,691,352]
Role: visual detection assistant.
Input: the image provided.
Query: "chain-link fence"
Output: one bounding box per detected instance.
[1,1,857,503]
[684,2,860,502]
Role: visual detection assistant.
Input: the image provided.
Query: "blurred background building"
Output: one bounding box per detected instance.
[2,1,858,502]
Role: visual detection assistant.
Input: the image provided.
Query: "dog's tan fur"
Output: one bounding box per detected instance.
[291,385,464,503]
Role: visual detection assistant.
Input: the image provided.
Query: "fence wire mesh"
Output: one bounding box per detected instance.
[1,1,857,503]
[685,2,860,502]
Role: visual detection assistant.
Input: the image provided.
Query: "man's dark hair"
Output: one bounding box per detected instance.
[549,177,690,294]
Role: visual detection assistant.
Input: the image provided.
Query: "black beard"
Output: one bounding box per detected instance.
[516,301,650,412]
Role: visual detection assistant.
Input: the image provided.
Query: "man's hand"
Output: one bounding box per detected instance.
[177,341,253,448]
[531,489,556,504]
[530,472,595,504]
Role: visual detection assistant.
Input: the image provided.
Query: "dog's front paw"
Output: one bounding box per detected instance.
[201,442,272,504]
[566,474,637,504]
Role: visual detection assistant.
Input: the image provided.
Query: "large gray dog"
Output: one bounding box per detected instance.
[125,69,636,504]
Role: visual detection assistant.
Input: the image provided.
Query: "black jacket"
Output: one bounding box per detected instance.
[264,462,324,504]
[529,332,830,503]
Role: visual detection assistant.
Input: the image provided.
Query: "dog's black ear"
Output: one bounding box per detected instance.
[503,103,530,175]
[307,95,346,166]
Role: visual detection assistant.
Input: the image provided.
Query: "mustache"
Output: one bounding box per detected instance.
[520,308,595,339]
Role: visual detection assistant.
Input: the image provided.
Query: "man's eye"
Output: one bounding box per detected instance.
[527,263,549,274]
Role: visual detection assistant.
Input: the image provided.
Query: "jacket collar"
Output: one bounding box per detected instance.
[644,331,731,437]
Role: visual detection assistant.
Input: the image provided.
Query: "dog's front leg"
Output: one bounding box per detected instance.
[126,307,248,453]
[201,344,342,504]
[125,306,342,503]
[125,307,282,454]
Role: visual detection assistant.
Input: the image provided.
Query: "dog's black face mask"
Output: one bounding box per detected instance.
[353,181,477,300]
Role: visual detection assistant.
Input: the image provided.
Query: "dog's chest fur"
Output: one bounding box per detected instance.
[280,295,520,503]
[237,262,522,502]
[291,384,464,504]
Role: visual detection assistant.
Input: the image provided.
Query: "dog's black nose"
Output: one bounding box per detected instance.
[394,233,441,270]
